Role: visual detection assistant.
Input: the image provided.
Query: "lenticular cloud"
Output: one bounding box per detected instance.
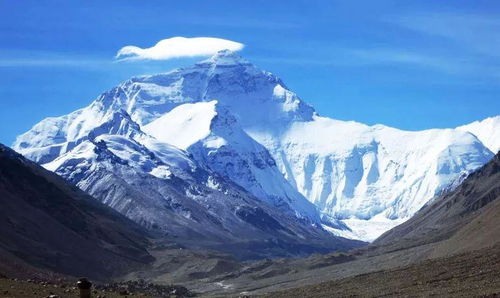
[116,37,244,61]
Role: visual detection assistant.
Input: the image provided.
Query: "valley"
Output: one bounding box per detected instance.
[1,50,499,297]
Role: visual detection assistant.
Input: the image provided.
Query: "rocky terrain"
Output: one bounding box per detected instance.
[0,276,194,298]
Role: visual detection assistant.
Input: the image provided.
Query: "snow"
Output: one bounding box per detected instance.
[44,141,97,173]
[271,118,492,239]
[143,101,218,149]
[323,214,407,242]
[146,100,322,222]
[197,49,250,66]
[457,116,500,154]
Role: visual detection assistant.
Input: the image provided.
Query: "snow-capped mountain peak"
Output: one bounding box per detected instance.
[197,49,251,67]
[13,51,499,242]
[144,100,322,222]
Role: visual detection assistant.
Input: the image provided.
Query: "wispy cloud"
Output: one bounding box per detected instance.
[395,13,500,58]
[115,37,244,61]
[254,45,500,84]
[256,48,460,72]
[0,48,114,68]
[178,16,299,30]
[344,48,463,73]
[256,12,500,81]
[0,58,108,68]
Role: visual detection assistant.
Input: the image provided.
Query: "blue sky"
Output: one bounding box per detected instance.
[1,0,499,145]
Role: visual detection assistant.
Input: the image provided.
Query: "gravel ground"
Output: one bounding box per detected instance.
[264,244,500,297]
[0,277,194,298]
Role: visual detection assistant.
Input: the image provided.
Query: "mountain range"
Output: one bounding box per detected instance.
[13,49,499,242]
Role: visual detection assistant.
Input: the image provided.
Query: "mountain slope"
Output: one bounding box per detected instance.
[39,112,361,259]
[457,115,500,154]
[143,100,320,221]
[13,50,496,241]
[275,117,493,240]
[375,151,500,256]
[265,244,500,298]
[0,143,153,280]
[192,151,500,297]
[14,62,320,224]
[267,150,500,297]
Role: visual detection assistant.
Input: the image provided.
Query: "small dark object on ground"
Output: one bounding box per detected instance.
[77,277,92,298]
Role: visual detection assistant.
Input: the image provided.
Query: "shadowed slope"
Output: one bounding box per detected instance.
[0,143,153,280]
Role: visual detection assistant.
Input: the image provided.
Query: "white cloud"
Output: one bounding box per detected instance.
[116,37,244,61]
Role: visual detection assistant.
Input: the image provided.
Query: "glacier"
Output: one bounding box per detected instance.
[13,50,498,242]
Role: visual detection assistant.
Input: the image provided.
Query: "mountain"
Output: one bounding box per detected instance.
[457,116,500,154]
[0,143,152,280]
[13,50,497,241]
[143,100,319,221]
[271,119,493,241]
[13,54,319,224]
[13,103,360,259]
